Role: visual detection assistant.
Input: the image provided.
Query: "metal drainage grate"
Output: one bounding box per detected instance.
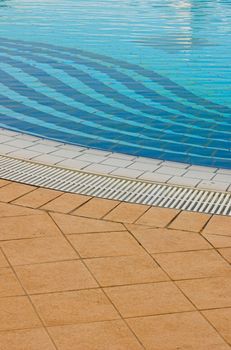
[0,155,230,216]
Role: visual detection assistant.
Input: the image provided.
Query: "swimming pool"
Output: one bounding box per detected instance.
[0,0,230,168]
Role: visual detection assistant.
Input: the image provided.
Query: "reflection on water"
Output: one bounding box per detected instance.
[134,35,215,52]
[0,0,230,106]
[133,0,226,52]
[0,0,9,7]
[0,0,230,167]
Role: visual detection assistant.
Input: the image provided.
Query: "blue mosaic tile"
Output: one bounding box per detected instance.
[0,1,231,168]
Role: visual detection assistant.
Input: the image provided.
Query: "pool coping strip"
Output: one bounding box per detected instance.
[0,128,230,193]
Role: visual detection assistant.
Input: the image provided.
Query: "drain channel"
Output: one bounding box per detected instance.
[0,155,230,216]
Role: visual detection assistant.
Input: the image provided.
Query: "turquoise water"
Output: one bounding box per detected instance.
[0,0,231,168]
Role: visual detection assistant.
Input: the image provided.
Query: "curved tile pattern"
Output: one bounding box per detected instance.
[0,37,230,168]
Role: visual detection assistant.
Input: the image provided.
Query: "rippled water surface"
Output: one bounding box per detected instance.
[0,0,231,167]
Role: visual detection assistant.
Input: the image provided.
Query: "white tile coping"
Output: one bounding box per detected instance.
[0,128,230,192]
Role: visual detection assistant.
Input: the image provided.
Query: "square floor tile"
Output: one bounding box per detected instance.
[0,250,9,268]
[1,236,78,266]
[68,231,145,258]
[110,167,143,179]
[135,207,179,227]
[0,202,42,218]
[12,188,61,208]
[127,311,230,350]
[104,202,149,224]
[0,328,56,350]
[48,320,143,350]
[203,216,231,236]
[31,289,119,326]
[0,267,25,297]
[0,296,41,331]
[202,233,231,248]
[51,213,125,234]
[218,248,231,263]
[15,260,98,294]
[41,193,90,213]
[85,254,169,286]
[176,276,231,309]
[72,198,119,219]
[0,179,10,188]
[0,214,61,241]
[169,211,211,232]
[127,226,211,253]
[104,282,194,318]
[153,250,230,280]
[0,183,35,202]
[202,308,231,345]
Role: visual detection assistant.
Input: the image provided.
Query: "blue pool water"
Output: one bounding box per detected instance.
[0,0,231,168]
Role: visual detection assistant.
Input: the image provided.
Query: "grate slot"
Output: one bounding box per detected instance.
[0,155,230,216]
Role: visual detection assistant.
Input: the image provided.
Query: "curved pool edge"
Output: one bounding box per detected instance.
[0,128,230,193]
[0,152,231,216]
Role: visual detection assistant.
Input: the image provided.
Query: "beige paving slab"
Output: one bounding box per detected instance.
[202,308,231,345]
[104,202,149,224]
[127,225,212,253]
[0,328,56,350]
[0,178,230,349]
[1,235,78,266]
[72,197,120,219]
[0,249,9,267]
[15,260,98,294]
[169,211,211,232]
[202,233,231,248]
[12,187,62,208]
[0,182,35,202]
[153,250,231,280]
[0,267,25,297]
[85,254,169,287]
[176,276,231,309]
[0,202,43,217]
[51,212,125,234]
[0,296,41,331]
[31,289,119,326]
[203,216,231,236]
[135,207,179,227]
[127,312,230,350]
[68,231,145,258]
[0,213,61,241]
[0,179,10,187]
[48,320,143,350]
[41,193,91,213]
[218,248,231,263]
[104,282,194,318]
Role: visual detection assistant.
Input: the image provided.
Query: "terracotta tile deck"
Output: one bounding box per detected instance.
[0,180,230,350]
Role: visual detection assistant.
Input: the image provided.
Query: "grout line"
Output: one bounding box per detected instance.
[198,234,231,265]
[0,194,230,345]
[202,232,231,238]
[67,196,93,215]
[0,187,38,204]
[47,212,147,350]
[0,247,59,350]
[124,223,231,345]
[128,206,152,225]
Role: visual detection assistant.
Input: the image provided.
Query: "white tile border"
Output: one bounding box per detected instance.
[0,128,230,192]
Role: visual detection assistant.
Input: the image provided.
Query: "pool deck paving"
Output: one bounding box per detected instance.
[0,179,230,349]
[0,128,231,192]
